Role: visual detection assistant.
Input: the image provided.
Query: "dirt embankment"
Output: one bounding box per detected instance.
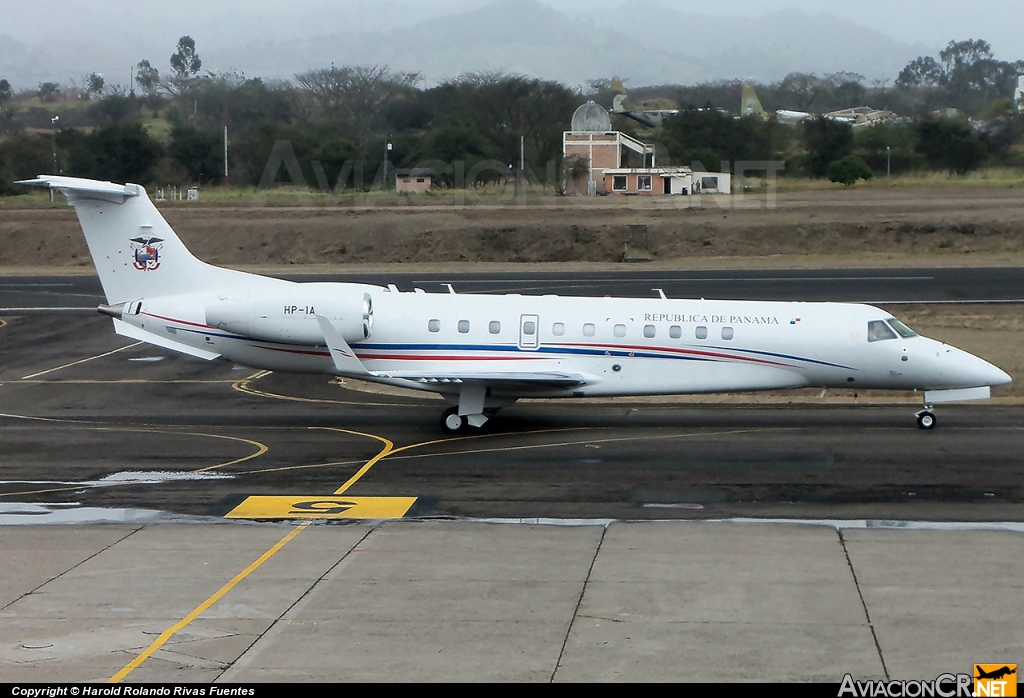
[3,187,1024,269]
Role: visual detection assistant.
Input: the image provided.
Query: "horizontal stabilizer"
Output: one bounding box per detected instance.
[113,319,221,361]
[317,315,370,376]
[16,175,141,203]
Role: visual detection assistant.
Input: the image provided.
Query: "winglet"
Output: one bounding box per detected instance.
[316,315,369,376]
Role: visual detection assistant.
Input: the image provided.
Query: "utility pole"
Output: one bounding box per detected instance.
[50,115,60,202]
[224,125,229,179]
[516,135,524,199]
[886,146,891,179]
[385,141,392,190]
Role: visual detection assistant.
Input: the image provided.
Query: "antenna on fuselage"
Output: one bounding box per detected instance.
[653,288,667,299]
[444,284,456,295]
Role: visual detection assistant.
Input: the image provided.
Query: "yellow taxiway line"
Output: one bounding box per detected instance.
[108,522,310,683]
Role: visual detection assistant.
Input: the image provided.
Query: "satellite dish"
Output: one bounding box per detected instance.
[571,100,612,133]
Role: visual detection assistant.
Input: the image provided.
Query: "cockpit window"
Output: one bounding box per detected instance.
[867,320,897,342]
[888,318,918,338]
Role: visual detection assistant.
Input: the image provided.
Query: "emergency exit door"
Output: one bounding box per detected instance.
[519,314,539,349]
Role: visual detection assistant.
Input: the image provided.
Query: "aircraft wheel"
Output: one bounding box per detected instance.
[916,410,936,430]
[441,407,467,434]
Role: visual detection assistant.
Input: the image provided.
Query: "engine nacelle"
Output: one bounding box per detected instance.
[206,290,373,345]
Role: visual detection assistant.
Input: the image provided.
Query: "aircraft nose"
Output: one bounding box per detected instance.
[955,349,1012,387]
[983,361,1012,387]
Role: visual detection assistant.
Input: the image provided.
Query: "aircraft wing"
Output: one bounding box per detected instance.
[317,316,586,390]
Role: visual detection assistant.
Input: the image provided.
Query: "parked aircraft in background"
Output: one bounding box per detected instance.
[741,83,898,127]
[609,76,681,127]
[741,83,811,123]
[19,175,1011,433]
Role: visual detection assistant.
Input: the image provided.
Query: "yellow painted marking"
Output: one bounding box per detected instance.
[186,433,268,473]
[232,369,412,407]
[311,427,394,494]
[6,379,236,385]
[225,495,417,519]
[0,426,268,497]
[231,427,589,477]
[109,522,310,683]
[234,458,362,476]
[21,342,143,379]
[0,318,7,329]
[380,423,770,462]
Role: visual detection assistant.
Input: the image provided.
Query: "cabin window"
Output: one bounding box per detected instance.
[553,322,565,336]
[458,320,470,333]
[522,321,536,335]
[721,326,734,340]
[669,325,682,339]
[489,321,501,334]
[638,175,652,191]
[428,319,440,332]
[644,324,656,338]
[614,324,626,338]
[868,320,897,342]
[695,326,708,339]
[888,318,917,338]
[583,323,596,337]
[613,175,627,191]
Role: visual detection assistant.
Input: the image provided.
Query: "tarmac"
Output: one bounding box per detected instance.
[3,519,1022,682]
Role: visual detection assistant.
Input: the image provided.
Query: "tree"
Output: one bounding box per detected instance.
[92,91,136,124]
[854,122,918,174]
[169,36,202,92]
[136,60,160,94]
[915,118,988,175]
[38,82,61,102]
[662,109,774,167]
[85,73,105,99]
[169,124,222,184]
[777,73,828,112]
[58,123,164,184]
[0,79,12,114]
[0,133,53,195]
[828,154,873,185]
[802,117,854,178]
[441,72,579,170]
[295,65,420,152]
[896,38,1024,114]
[896,56,944,88]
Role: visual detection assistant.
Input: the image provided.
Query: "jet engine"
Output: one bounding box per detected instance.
[206,290,373,345]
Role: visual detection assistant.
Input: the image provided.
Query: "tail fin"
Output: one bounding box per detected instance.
[18,176,240,303]
[740,83,768,120]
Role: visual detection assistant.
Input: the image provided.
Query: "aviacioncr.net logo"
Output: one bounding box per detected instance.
[839,673,974,697]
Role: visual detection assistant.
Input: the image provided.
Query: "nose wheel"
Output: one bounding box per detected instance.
[916,409,936,429]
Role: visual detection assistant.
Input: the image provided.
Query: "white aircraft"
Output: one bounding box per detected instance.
[19,175,1011,433]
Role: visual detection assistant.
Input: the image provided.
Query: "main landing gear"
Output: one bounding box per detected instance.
[915,404,937,430]
[441,406,467,434]
[441,406,497,435]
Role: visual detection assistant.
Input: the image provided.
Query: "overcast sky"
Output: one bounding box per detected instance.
[662,0,1024,58]
[2,0,1021,88]
[3,0,1022,57]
